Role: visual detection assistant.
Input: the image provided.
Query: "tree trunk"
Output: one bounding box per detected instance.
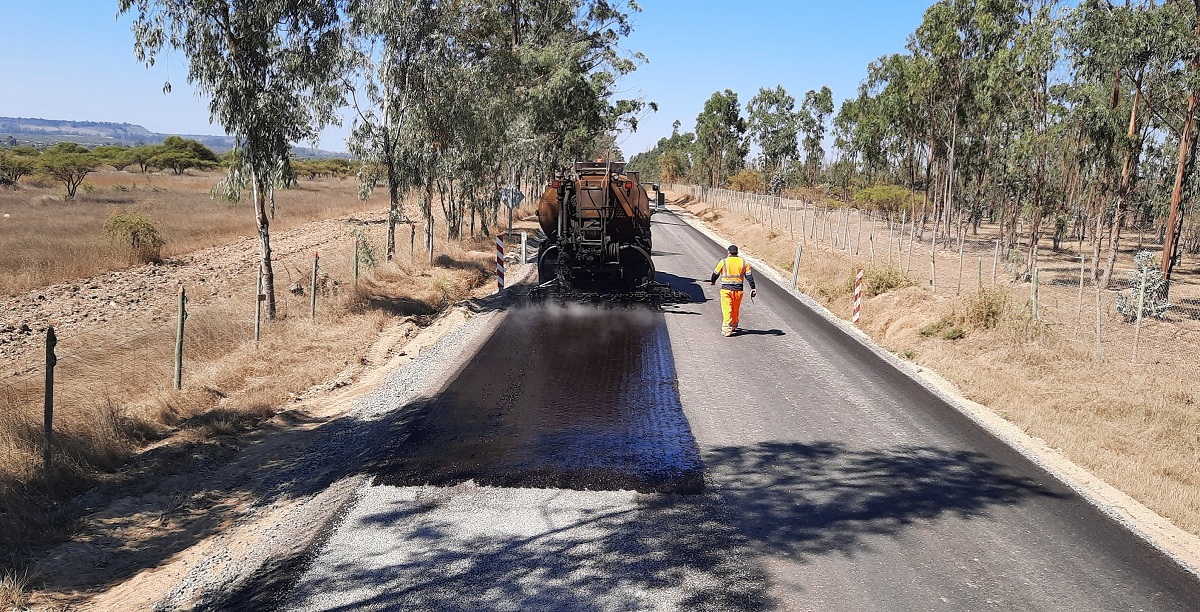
[1101,84,1143,289]
[1162,3,1200,298]
[252,170,277,319]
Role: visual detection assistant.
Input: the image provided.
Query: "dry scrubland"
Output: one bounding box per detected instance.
[0,170,384,296]
[673,191,1200,539]
[0,169,513,588]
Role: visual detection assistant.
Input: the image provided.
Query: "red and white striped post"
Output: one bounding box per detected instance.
[852,268,864,325]
[496,236,505,292]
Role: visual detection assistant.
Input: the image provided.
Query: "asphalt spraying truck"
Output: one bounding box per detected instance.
[530,161,688,304]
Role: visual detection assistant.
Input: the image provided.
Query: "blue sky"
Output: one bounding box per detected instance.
[0,1,932,155]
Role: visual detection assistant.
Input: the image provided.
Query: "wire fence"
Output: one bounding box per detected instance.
[666,183,1200,379]
[0,225,380,395]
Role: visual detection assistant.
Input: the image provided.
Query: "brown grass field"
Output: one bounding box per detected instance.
[675,192,1200,541]
[0,168,520,594]
[0,170,385,297]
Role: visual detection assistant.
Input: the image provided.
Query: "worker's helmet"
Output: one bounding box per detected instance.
[727,245,738,255]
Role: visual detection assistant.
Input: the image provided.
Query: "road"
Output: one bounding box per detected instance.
[263,210,1200,610]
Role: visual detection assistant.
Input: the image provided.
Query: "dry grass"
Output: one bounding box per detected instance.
[679,193,1200,537]
[0,172,505,577]
[0,169,382,296]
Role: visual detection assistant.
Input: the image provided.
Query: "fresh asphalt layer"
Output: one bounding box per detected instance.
[270,210,1200,611]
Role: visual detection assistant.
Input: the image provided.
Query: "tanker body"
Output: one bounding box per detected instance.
[535,161,655,291]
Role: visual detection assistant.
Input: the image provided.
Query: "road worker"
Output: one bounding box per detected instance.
[709,245,756,336]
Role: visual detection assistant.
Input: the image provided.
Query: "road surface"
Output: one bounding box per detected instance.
[239,210,1200,610]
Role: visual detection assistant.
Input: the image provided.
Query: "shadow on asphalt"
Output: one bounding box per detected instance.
[278,440,1054,611]
[732,328,785,336]
[657,270,706,303]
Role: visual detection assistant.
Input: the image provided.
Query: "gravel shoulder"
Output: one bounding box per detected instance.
[18,212,535,609]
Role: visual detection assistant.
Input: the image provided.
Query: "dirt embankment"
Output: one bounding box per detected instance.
[1,189,539,609]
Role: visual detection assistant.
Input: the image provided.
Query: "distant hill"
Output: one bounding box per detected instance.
[0,116,348,159]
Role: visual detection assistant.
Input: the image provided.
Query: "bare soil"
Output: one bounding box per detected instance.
[0,169,540,609]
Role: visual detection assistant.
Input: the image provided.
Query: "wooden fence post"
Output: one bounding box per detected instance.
[44,327,57,471]
[957,239,965,295]
[174,285,186,390]
[254,266,263,344]
[992,239,1000,285]
[1031,265,1040,321]
[310,251,319,320]
[1133,276,1147,363]
[791,242,803,289]
[353,235,360,290]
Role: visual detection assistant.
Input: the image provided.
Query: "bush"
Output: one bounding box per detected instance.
[918,317,951,338]
[727,169,764,193]
[854,185,913,216]
[103,208,166,263]
[864,265,914,297]
[1115,251,1171,322]
[961,287,1008,330]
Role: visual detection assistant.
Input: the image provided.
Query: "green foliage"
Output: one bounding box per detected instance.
[628,122,694,183]
[728,169,764,193]
[352,228,377,270]
[864,265,914,297]
[854,185,913,217]
[0,149,36,186]
[292,158,353,181]
[695,89,748,188]
[37,143,100,199]
[747,85,800,189]
[103,208,166,263]
[800,86,833,185]
[1115,251,1172,322]
[918,317,952,338]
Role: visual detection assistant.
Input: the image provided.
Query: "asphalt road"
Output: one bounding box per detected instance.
[273,210,1200,611]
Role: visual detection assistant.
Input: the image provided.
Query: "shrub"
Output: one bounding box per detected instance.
[1115,251,1171,322]
[918,317,951,338]
[864,265,914,297]
[727,169,764,193]
[103,208,166,263]
[854,185,913,216]
[962,287,1008,330]
[352,228,377,269]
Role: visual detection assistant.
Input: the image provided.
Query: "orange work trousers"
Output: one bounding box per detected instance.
[720,289,744,336]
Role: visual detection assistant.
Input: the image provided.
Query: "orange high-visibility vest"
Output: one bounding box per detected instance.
[715,257,750,290]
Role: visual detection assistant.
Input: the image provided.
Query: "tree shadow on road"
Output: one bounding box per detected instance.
[277,440,1055,611]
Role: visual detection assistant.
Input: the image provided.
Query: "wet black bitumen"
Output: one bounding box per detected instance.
[369,303,705,493]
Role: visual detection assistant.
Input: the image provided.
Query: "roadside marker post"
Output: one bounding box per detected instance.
[496,237,505,293]
[310,251,319,320]
[521,231,528,264]
[853,268,864,325]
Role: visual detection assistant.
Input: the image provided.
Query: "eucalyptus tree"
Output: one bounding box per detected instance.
[1067,0,1179,286]
[746,85,799,192]
[800,86,834,186]
[695,89,748,188]
[346,0,439,261]
[863,53,934,219]
[516,0,649,177]
[119,0,348,319]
